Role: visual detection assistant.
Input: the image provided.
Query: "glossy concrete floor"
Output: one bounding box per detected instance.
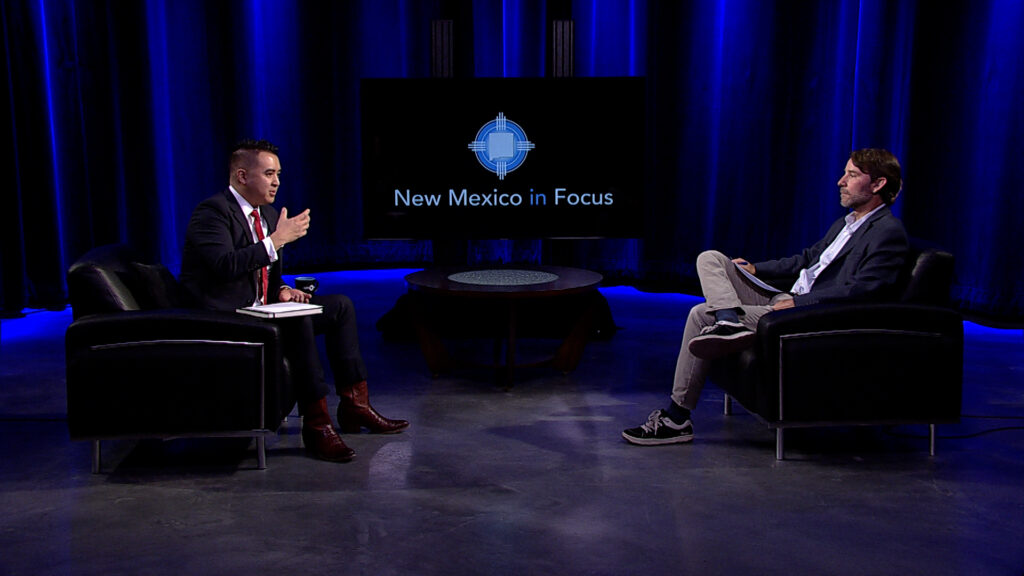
[1,269,1023,576]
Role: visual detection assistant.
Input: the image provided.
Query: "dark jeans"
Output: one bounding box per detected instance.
[281,293,368,404]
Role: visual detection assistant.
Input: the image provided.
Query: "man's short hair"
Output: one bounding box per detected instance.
[849,148,902,205]
[229,139,279,174]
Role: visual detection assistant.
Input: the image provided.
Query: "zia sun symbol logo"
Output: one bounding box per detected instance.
[467,113,535,180]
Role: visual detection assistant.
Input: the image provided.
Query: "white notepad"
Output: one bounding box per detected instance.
[236,302,323,319]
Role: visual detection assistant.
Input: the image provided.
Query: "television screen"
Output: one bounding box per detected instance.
[361,77,645,239]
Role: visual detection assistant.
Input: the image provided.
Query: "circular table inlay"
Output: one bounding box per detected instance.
[447,269,560,286]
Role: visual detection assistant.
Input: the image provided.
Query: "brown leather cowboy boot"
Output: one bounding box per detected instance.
[301,398,355,462]
[336,381,410,434]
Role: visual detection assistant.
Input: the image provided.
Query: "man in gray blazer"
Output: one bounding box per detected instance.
[180,140,408,463]
[623,148,909,446]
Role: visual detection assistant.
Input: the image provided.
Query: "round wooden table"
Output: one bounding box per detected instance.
[404,266,603,386]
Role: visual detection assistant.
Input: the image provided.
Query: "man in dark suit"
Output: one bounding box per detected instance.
[180,139,408,463]
[623,148,909,446]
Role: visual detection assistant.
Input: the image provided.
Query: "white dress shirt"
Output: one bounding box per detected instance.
[790,204,884,295]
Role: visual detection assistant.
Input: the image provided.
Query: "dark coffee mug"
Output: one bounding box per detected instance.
[294,276,318,295]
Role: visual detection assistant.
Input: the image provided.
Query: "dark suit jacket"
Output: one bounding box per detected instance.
[753,206,908,306]
[180,189,285,311]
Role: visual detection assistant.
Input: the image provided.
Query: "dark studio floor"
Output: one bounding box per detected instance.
[1,269,1023,576]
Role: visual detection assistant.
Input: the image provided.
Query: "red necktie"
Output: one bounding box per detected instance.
[251,210,269,305]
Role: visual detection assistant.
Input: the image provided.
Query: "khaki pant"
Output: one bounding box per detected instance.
[670,250,792,409]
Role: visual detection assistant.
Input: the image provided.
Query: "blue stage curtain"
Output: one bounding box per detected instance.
[2,0,1022,317]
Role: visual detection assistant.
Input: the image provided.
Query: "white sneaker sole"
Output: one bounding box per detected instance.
[621,431,695,446]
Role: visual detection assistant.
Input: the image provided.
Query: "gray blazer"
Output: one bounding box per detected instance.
[753,206,909,306]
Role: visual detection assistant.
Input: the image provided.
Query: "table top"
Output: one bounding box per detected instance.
[405,266,603,298]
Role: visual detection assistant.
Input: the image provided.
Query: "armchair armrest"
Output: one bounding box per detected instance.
[750,302,963,424]
[757,302,962,343]
[65,309,282,348]
[66,309,293,440]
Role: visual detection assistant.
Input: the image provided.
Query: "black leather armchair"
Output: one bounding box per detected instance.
[65,244,295,471]
[709,246,963,459]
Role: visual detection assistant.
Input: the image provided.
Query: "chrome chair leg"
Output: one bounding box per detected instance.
[256,436,267,470]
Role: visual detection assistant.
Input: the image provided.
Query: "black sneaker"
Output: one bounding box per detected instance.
[622,410,694,446]
[688,320,755,359]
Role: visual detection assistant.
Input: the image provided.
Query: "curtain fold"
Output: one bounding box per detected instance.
[2,0,1022,317]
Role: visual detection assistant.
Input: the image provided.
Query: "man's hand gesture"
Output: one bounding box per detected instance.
[269,207,310,249]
